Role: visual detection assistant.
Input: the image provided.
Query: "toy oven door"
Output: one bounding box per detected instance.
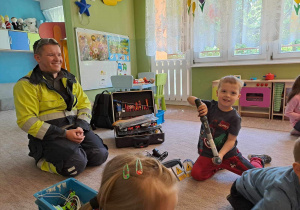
[240,87,271,107]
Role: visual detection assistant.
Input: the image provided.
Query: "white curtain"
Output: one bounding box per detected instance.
[193,0,229,53]
[279,0,300,45]
[193,0,283,53]
[145,0,190,56]
[43,6,65,22]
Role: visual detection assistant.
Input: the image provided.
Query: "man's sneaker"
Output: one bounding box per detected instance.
[248,154,272,164]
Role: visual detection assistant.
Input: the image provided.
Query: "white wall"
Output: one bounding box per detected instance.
[39,0,62,10]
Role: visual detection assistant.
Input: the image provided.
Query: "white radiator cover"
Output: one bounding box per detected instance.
[152,59,191,105]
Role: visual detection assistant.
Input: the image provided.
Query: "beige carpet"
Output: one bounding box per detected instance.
[0,106,298,210]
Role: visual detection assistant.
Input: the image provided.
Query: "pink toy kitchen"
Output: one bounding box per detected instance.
[212,78,295,120]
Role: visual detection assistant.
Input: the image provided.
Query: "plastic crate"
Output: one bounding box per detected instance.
[34,178,97,210]
[156,110,165,124]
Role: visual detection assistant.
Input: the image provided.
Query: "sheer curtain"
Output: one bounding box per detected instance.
[193,0,229,54]
[43,6,65,22]
[145,0,190,56]
[278,0,300,45]
[193,0,282,55]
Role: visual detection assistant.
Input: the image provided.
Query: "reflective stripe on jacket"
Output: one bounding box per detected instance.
[13,65,91,140]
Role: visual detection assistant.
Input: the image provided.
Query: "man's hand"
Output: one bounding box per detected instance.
[197,103,208,117]
[66,127,85,144]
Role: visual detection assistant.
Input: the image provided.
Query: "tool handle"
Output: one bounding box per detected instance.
[195,98,222,165]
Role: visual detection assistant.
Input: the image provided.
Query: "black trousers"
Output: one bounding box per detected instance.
[227,180,254,210]
[294,120,300,131]
[29,130,108,176]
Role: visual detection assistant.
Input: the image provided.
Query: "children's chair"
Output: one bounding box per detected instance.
[154,73,167,111]
[111,75,134,91]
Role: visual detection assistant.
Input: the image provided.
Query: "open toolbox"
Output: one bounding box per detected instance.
[112,90,165,148]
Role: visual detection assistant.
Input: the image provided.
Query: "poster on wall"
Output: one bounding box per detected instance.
[75,27,131,90]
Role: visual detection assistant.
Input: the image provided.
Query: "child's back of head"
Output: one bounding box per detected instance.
[294,138,300,163]
[218,75,244,92]
[97,153,178,210]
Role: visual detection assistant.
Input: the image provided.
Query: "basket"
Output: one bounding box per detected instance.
[156,110,165,124]
[34,178,97,210]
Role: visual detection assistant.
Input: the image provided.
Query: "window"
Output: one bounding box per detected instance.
[193,0,300,65]
[272,0,300,59]
[145,0,190,60]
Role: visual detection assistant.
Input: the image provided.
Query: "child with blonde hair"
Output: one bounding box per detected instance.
[227,137,300,209]
[80,153,178,210]
[188,75,271,181]
[285,75,300,136]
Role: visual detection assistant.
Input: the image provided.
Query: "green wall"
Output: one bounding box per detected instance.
[134,0,151,73]
[62,0,137,100]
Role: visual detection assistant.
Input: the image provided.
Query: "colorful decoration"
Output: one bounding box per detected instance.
[187,0,191,14]
[192,2,196,17]
[199,0,205,12]
[103,0,123,6]
[294,0,300,15]
[75,0,91,16]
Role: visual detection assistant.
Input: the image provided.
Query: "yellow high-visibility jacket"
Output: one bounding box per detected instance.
[13,66,92,141]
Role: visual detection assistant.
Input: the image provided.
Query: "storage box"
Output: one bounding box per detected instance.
[34,178,97,210]
[156,110,165,124]
[112,90,165,148]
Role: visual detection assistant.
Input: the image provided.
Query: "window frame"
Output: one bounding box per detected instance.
[193,0,300,67]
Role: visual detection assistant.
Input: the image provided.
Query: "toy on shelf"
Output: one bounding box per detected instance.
[263,73,276,80]
[0,15,5,29]
[250,77,257,80]
[4,15,11,29]
[11,17,18,30]
[24,18,38,33]
[17,18,24,30]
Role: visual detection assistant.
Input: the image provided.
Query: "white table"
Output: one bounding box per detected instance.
[132,83,155,90]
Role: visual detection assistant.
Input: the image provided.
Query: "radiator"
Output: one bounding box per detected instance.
[152,59,191,104]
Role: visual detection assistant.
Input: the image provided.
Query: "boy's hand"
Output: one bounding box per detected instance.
[197,103,208,117]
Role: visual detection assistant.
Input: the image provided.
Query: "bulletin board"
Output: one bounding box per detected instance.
[75,27,131,90]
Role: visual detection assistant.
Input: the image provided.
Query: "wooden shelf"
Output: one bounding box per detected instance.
[0,49,33,53]
[240,106,270,114]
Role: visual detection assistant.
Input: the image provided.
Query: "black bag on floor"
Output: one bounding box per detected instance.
[90,90,114,130]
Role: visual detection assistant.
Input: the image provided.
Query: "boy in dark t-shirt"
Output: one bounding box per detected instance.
[187,75,271,181]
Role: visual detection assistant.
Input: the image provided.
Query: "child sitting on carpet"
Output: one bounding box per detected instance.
[285,75,300,136]
[187,75,271,181]
[227,137,300,209]
[80,153,178,210]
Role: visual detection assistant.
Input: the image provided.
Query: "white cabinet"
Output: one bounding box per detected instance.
[0,30,10,50]
[0,29,40,52]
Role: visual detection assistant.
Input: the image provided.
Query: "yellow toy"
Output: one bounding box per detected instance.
[0,15,5,29]
[103,0,122,6]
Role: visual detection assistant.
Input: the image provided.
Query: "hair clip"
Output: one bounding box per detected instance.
[123,164,130,180]
[136,158,143,175]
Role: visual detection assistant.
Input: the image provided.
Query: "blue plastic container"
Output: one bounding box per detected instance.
[156,110,165,124]
[34,178,97,210]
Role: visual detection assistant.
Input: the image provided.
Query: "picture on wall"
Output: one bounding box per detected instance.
[75,27,131,90]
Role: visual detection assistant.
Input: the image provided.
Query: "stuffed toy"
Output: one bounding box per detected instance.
[0,15,5,29]
[17,18,24,30]
[24,18,38,33]
[4,15,11,29]
[11,17,18,30]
